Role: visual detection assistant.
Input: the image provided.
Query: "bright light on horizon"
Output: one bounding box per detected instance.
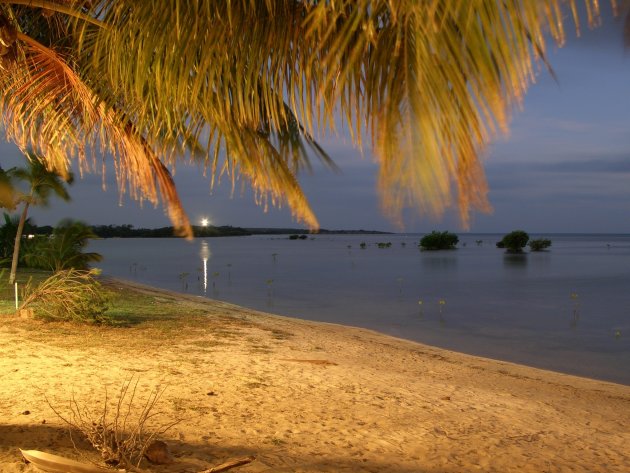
[201,217,209,227]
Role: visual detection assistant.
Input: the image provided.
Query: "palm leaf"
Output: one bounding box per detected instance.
[9,154,71,205]
[0,167,16,209]
[0,27,194,236]
[0,1,608,231]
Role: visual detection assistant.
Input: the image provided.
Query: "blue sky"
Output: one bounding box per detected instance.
[3,8,630,233]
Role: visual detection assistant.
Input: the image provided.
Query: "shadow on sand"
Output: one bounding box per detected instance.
[0,423,432,473]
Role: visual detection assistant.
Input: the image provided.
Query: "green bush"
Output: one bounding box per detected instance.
[529,238,552,251]
[24,219,102,271]
[20,269,109,323]
[419,231,459,250]
[0,212,36,266]
[498,230,529,253]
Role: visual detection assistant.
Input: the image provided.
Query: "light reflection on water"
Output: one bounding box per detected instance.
[90,234,630,385]
[200,240,210,293]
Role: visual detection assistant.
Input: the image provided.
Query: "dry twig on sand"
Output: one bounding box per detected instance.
[47,377,180,472]
[198,455,256,473]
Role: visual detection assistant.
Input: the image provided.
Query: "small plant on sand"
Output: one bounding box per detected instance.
[20,269,108,323]
[48,377,179,471]
[419,231,458,250]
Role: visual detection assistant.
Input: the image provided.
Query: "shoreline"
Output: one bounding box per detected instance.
[1,277,628,472]
[90,234,630,386]
[108,277,630,387]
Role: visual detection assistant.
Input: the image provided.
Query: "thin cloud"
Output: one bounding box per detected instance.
[488,155,630,174]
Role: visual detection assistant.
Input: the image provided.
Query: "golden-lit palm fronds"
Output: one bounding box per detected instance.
[0,1,611,232]
[77,0,331,229]
[303,0,607,226]
[0,22,192,235]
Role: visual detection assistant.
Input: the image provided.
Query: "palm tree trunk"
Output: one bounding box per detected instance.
[9,201,30,285]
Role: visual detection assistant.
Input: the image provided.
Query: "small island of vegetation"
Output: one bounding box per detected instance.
[497,231,553,253]
[419,231,459,250]
[529,238,552,251]
[496,230,529,253]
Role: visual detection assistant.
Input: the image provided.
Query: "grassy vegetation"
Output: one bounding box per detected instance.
[0,273,294,355]
[0,270,197,326]
[99,286,192,326]
[0,268,51,313]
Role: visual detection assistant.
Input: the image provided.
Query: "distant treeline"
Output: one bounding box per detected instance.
[245,228,391,235]
[24,224,390,238]
[90,224,251,238]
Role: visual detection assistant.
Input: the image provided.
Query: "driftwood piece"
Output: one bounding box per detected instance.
[198,455,256,473]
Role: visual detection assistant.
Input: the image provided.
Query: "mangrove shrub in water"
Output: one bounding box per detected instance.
[529,238,552,251]
[497,230,529,253]
[419,231,459,250]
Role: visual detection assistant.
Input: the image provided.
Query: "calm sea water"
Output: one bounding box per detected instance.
[89,234,630,385]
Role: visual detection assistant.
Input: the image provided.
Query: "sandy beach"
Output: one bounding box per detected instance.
[0,279,628,472]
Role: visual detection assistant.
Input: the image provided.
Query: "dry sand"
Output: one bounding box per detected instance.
[0,279,628,473]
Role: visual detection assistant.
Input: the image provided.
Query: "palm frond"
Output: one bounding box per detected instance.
[0,1,608,231]
[0,166,16,209]
[1,0,105,28]
[302,0,599,227]
[0,30,194,236]
[9,153,71,205]
[75,0,603,229]
[75,0,331,229]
